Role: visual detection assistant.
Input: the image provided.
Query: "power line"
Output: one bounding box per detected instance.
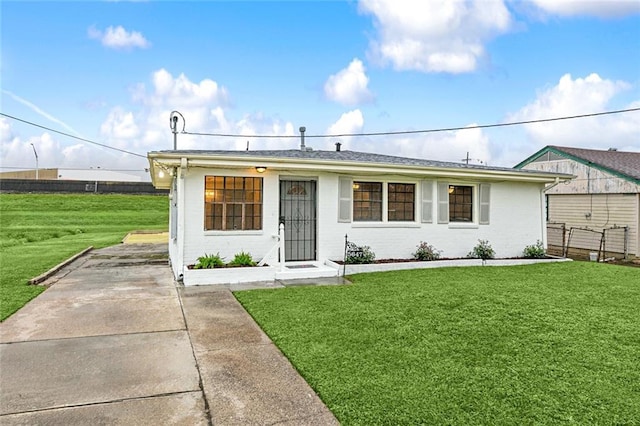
[0,112,147,158]
[182,107,640,139]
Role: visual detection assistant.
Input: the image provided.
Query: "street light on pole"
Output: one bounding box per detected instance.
[30,143,39,180]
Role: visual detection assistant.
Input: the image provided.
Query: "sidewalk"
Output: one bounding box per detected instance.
[0,243,338,425]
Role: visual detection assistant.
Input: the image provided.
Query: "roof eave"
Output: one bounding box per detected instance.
[515,145,640,185]
[148,151,571,185]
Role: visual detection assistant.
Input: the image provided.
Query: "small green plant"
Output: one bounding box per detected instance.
[228,251,257,267]
[523,240,546,258]
[413,241,442,261]
[194,253,225,269]
[468,239,495,260]
[345,242,376,264]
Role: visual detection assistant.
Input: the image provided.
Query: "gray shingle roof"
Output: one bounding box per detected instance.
[550,146,640,181]
[153,149,555,175]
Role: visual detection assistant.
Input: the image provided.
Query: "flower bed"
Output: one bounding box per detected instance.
[327,256,570,275]
[182,264,277,286]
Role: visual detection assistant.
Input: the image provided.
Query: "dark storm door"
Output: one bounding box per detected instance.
[279,180,317,261]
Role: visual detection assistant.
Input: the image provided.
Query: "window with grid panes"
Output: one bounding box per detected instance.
[353,182,382,221]
[449,185,472,222]
[388,183,415,221]
[204,176,262,230]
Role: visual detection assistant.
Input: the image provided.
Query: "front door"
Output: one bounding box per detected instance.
[279,180,317,261]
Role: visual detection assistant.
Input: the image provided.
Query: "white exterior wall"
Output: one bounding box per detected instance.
[316,175,544,260]
[176,167,546,271]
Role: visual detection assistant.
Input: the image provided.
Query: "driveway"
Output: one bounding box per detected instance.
[0,243,338,425]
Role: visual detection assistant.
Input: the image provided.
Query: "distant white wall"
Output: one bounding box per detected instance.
[58,169,143,182]
[175,166,546,271]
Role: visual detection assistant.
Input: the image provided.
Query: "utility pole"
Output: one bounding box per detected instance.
[462,151,470,165]
[171,115,178,150]
[30,143,39,180]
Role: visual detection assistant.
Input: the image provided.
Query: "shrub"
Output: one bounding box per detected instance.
[523,240,546,258]
[468,239,495,260]
[228,251,257,267]
[194,253,225,269]
[413,241,442,261]
[345,242,376,264]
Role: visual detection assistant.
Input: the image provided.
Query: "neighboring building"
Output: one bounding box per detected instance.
[0,168,59,180]
[0,168,144,182]
[149,147,570,282]
[516,145,640,258]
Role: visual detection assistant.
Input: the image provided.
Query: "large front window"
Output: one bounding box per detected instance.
[449,185,472,222]
[204,176,262,230]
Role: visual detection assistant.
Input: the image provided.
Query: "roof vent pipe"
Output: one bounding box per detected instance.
[299,126,306,151]
[335,142,341,152]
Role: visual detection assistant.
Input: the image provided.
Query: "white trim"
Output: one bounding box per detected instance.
[448,224,479,230]
[204,230,264,236]
[351,222,421,228]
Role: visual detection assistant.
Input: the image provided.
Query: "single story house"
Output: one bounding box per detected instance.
[149,142,571,283]
[516,145,640,258]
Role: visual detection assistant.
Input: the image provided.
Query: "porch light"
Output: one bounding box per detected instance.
[448,186,455,194]
[352,183,360,189]
[255,166,267,173]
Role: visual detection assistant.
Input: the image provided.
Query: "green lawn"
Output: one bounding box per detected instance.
[235,263,640,425]
[0,193,168,321]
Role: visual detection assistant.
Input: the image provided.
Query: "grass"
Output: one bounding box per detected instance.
[0,193,168,321]
[235,262,640,424]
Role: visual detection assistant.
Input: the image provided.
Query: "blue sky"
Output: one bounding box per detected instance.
[2,0,639,179]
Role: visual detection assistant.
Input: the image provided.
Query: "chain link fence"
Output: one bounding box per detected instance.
[547,222,629,261]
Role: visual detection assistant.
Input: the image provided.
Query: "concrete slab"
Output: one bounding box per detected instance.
[0,392,208,426]
[180,286,339,425]
[197,345,338,426]
[0,331,200,415]
[1,242,339,424]
[0,295,185,343]
[180,288,271,352]
[278,276,352,287]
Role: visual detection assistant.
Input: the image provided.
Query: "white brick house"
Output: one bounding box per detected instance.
[148,148,570,282]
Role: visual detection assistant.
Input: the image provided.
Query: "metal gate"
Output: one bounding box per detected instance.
[279,180,317,261]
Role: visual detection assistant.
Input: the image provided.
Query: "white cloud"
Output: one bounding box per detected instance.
[507,73,638,149]
[530,0,640,18]
[324,59,374,105]
[88,25,151,50]
[327,109,365,135]
[101,69,296,154]
[358,0,511,73]
[0,117,131,172]
[368,127,491,165]
[100,107,140,139]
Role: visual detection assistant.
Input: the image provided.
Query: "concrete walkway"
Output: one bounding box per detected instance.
[0,244,338,425]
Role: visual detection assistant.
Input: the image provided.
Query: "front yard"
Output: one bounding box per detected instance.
[235,262,640,424]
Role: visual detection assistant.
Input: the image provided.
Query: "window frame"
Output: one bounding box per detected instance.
[353,181,383,222]
[387,182,416,222]
[351,180,416,223]
[448,184,474,223]
[204,176,263,231]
